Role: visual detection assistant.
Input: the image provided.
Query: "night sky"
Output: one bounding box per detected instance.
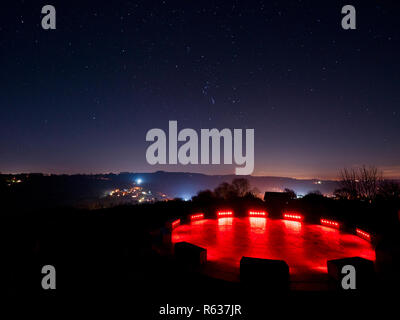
[1,1,399,179]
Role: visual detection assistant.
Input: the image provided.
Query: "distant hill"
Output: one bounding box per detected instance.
[1,171,339,209]
[125,171,339,199]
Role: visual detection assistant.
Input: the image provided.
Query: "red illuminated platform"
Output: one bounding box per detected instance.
[171,217,375,286]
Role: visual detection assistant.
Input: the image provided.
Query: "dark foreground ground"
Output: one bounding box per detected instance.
[1,198,399,317]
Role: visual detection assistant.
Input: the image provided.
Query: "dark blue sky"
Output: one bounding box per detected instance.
[0,1,399,179]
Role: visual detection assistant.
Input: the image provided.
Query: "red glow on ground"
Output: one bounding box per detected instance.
[356,228,371,241]
[171,219,180,228]
[283,212,303,221]
[282,220,302,232]
[320,218,340,229]
[171,218,375,282]
[218,217,233,225]
[217,211,233,218]
[249,217,267,230]
[190,213,204,221]
[248,210,267,217]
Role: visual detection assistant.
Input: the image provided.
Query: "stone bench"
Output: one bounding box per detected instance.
[174,242,207,266]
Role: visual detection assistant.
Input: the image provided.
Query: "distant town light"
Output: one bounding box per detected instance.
[136,178,142,185]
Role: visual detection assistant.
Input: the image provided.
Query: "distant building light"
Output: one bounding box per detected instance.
[136,178,142,185]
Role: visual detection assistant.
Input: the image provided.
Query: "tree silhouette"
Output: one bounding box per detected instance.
[196,178,252,200]
[335,166,382,200]
[283,188,297,200]
[377,180,400,200]
[231,178,250,197]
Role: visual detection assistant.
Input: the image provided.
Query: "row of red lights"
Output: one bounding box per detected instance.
[217,211,233,217]
[171,219,181,228]
[190,213,204,221]
[183,211,372,242]
[320,218,340,228]
[319,219,372,242]
[248,211,267,217]
[356,228,371,241]
[283,213,303,221]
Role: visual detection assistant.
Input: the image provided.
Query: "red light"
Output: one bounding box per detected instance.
[190,213,204,221]
[171,217,376,280]
[217,211,233,217]
[356,228,371,241]
[248,210,267,217]
[283,212,303,221]
[320,218,340,229]
[171,219,181,228]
